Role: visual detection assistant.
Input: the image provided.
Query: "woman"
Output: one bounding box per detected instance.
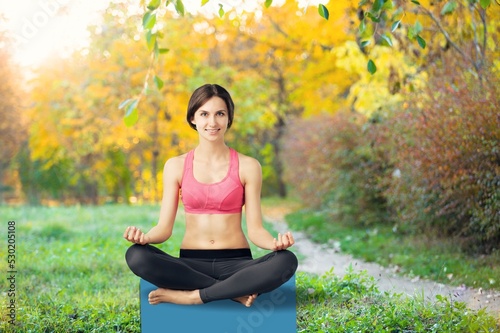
[124,84,297,307]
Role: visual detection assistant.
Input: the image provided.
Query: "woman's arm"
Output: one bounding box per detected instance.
[123,156,183,245]
[241,155,294,251]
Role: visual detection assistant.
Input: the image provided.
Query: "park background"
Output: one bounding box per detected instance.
[0,0,499,331]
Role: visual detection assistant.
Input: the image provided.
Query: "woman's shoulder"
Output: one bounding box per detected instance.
[163,153,189,173]
[235,150,261,180]
[235,150,260,167]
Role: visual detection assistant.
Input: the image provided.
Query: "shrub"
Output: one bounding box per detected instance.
[282,112,390,226]
[384,62,500,253]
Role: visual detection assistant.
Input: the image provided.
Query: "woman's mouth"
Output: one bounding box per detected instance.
[205,128,220,134]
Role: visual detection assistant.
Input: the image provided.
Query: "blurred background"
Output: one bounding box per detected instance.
[0,0,498,253]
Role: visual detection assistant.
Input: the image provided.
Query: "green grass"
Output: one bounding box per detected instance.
[0,204,158,332]
[0,204,498,332]
[296,269,499,332]
[286,209,500,290]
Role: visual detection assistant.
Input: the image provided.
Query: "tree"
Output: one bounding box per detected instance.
[0,28,25,203]
[186,0,357,196]
[18,0,499,205]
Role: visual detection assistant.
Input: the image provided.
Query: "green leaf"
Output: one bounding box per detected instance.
[153,41,159,58]
[154,75,164,90]
[146,31,157,51]
[408,20,423,39]
[360,40,371,48]
[218,4,225,17]
[416,35,426,49]
[380,34,393,47]
[265,0,273,8]
[124,99,139,127]
[142,11,156,30]
[201,0,209,6]
[118,98,134,110]
[358,0,369,6]
[411,0,420,4]
[147,0,161,10]
[391,19,401,32]
[440,1,457,15]
[159,48,170,54]
[359,19,366,34]
[367,59,377,74]
[382,0,394,9]
[318,4,329,20]
[479,0,490,8]
[124,108,139,127]
[372,0,383,11]
[415,21,423,33]
[366,11,380,23]
[174,0,185,16]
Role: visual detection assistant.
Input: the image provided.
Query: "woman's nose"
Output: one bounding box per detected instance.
[208,115,216,125]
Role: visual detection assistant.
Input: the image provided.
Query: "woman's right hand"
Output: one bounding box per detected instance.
[123,226,149,245]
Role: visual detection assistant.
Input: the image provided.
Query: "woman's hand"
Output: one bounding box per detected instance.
[123,226,149,245]
[272,231,295,251]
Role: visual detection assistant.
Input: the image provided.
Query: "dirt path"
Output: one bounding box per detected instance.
[263,210,500,318]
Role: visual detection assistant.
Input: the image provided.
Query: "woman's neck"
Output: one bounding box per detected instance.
[194,142,229,161]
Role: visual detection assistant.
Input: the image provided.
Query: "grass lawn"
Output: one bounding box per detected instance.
[0,204,498,332]
[285,208,500,291]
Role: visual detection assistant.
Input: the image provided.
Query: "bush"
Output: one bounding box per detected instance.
[384,63,500,253]
[282,112,390,227]
[283,59,499,254]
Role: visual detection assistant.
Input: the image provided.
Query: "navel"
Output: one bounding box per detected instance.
[210,240,215,244]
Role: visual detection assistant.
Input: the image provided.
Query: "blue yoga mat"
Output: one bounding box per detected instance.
[140,276,296,333]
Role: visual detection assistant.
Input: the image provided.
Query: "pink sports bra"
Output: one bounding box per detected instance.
[180,148,245,214]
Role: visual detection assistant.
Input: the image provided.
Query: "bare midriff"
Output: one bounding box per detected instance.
[181,212,250,249]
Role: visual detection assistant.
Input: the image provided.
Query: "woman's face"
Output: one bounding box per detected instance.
[191,96,229,141]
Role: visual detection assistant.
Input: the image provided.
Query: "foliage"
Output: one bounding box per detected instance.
[4,0,500,208]
[282,44,499,253]
[287,209,500,290]
[0,204,498,332]
[0,31,26,202]
[23,3,202,203]
[282,112,391,226]
[17,0,361,202]
[130,0,499,124]
[130,0,338,126]
[384,59,500,253]
[15,144,71,205]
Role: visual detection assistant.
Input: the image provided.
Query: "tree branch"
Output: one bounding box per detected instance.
[418,5,481,75]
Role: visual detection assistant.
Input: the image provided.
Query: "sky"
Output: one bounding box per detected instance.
[0,0,117,67]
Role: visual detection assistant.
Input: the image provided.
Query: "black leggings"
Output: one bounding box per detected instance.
[125,245,298,303]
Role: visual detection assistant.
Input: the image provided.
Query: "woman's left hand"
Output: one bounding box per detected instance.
[272,232,295,251]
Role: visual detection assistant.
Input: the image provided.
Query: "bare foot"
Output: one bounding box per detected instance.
[232,294,258,307]
[148,288,203,305]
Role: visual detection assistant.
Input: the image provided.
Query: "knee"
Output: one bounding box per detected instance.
[278,249,298,267]
[276,250,298,281]
[125,244,147,274]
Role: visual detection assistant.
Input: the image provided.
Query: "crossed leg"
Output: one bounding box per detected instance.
[126,244,297,306]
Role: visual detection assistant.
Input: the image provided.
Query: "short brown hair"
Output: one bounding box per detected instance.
[186,84,235,131]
